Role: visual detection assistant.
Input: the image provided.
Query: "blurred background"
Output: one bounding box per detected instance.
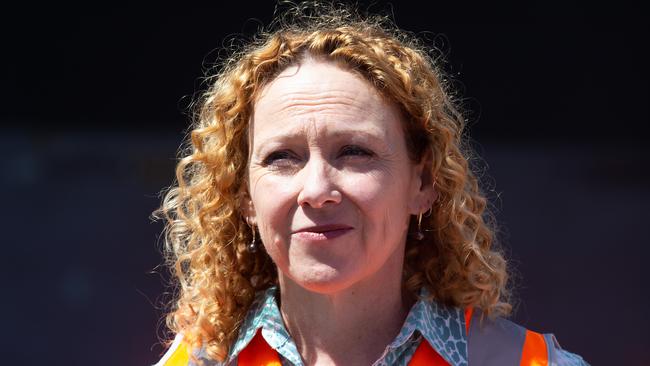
[1,1,647,365]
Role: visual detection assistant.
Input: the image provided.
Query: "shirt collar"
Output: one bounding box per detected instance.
[227,287,303,365]
[388,288,469,366]
[228,286,468,366]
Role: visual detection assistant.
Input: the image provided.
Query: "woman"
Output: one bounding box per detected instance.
[154,3,589,366]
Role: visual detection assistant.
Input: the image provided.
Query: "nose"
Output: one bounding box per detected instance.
[297,156,342,208]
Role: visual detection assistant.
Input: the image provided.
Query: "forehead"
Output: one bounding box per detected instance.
[251,59,403,142]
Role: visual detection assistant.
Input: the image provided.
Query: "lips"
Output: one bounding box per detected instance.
[293,224,353,233]
[292,224,354,241]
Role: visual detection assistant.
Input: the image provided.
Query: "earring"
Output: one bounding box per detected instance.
[415,212,425,240]
[247,226,259,253]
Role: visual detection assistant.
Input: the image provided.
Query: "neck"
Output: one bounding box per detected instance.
[277,250,413,366]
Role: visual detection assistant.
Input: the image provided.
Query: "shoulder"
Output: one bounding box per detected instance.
[153,334,234,366]
[153,333,190,366]
[467,310,590,366]
[153,288,280,366]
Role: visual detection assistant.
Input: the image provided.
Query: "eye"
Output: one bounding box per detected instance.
[339,145,373,158]
[262,150,299,166]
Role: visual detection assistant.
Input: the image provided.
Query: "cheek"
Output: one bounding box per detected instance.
[343,171,411,225]
[251,175,295,222]
[345,166,412,204]
[250,175,297,252]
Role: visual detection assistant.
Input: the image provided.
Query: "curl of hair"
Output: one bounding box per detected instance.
[155,2,511,362]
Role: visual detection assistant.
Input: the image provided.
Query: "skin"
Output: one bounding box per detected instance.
[244,58,435,365]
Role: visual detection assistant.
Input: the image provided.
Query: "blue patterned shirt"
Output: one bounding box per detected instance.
[187,286,589,366]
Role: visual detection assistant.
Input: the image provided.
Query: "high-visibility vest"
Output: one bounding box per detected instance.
[158,307,550,366]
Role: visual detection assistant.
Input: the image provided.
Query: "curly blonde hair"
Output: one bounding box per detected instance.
[155,2,511,362]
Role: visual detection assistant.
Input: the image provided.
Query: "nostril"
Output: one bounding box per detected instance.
[298,192,341,208]
[298,186,342,208]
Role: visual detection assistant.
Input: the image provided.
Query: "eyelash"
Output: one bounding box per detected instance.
[340,145,373,157]
[262,145,373,166]
[262,151,296,166]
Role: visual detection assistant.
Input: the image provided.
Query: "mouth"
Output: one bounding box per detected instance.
[292,224,354,240]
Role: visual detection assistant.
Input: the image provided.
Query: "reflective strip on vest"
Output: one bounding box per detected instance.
[157,333,190,366]
[468,309,549,366]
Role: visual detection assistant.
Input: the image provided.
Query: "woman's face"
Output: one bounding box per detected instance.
[246,59,430,294]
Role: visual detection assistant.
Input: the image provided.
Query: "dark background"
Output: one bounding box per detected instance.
[2,1,647,365]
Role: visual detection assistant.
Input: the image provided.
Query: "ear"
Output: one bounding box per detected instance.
[408,149,438,215]
[238,184,257,226]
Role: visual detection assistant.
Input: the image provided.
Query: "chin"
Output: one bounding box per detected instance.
[286,263,362,294]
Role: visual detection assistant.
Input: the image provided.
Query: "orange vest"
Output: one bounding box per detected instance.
[159,307,549,366]
[237,308,549,366]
